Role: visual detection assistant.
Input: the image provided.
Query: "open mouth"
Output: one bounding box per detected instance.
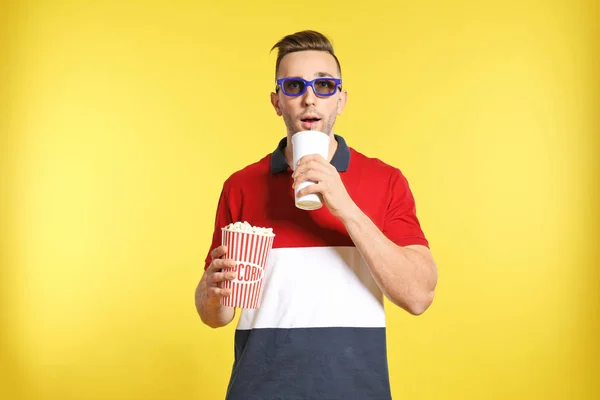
[300,117,321,129]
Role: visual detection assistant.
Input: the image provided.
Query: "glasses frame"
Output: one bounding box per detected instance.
[275,77,343,97]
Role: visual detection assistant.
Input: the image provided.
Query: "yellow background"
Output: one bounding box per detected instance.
[1,0,598,399]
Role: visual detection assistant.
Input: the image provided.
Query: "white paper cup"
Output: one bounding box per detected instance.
[291,130,330,210]
[219,228,275,309]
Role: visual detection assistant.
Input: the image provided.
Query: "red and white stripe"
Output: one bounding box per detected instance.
[219,229,275,309]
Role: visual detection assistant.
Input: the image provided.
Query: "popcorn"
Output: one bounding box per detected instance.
[223,221,274,236]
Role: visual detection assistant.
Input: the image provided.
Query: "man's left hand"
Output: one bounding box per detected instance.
[291,154,356,219]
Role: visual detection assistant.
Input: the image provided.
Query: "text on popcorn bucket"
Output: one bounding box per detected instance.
[226,262,264,283]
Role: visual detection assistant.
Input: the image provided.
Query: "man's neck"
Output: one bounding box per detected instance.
[284,133,338,170]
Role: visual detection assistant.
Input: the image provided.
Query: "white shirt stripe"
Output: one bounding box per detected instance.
[237,247,386,329]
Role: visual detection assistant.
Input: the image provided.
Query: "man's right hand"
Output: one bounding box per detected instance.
[195,245,237,328]
[204,245,237,303]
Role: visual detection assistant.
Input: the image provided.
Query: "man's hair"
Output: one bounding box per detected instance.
[271,30,342,79]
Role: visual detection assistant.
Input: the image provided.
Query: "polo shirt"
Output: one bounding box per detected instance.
[204,134,429,400]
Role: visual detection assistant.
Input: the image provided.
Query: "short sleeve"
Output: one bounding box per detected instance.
[204,183,233,270]
[382,169,429,248]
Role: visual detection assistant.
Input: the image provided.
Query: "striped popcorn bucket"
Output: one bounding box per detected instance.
[220,228,275,309]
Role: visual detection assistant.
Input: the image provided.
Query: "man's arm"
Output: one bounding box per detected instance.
[339,204,437,315]
[292,155,438,315]
[195,246,236,328]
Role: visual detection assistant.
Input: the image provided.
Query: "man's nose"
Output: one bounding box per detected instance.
[302,85,317,106]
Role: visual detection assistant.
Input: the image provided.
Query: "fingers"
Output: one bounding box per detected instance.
[208,286,232,299]
[292,161,329,187]
[210,245,228,261]
[297,154,327,166]
[207,258,235,272]
[208,270,237,284]
[297,182,324,198]
[293,170,324,190]
[205,260,237,301]
[294,159,329,176]
[205,247,237,302]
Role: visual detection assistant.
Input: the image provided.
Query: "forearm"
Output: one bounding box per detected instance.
[195,272,235,328]
[340,204,438,315]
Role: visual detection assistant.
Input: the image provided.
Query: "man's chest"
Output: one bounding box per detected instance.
[231,175,388,248]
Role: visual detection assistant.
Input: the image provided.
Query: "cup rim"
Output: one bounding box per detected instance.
[291,130,330,141]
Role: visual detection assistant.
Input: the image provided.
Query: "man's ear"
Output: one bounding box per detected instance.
[271,92,283,116]
[337,90,348,115]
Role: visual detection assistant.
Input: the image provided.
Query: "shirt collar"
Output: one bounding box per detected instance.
[270,134,351,174]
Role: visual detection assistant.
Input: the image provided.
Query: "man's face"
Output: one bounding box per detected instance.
[271,50,347,136]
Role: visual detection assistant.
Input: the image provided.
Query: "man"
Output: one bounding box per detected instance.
[195,30,438,399]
